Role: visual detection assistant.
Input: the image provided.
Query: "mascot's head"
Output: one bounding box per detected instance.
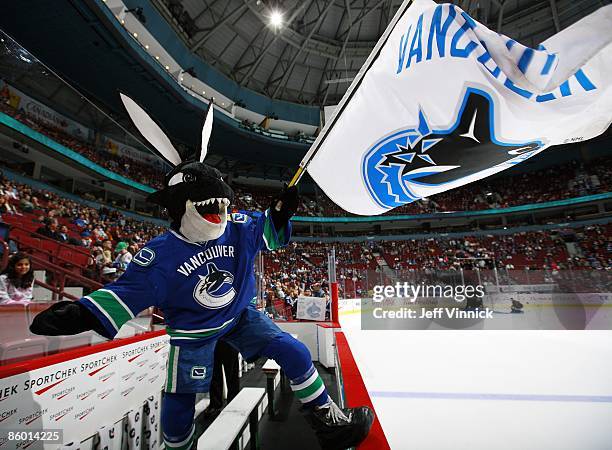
[120,94,234,242]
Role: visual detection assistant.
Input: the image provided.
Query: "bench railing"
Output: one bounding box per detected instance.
[198,387,265,450]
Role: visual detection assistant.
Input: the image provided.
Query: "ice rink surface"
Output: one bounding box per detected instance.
[339,303,612,450]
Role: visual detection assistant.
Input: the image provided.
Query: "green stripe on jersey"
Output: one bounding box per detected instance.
[166,345,177,392]
[263,210,284,250]
[166,321,233,339]
[88,290,132,330]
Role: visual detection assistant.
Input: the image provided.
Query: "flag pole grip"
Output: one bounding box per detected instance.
[288,166,304,187]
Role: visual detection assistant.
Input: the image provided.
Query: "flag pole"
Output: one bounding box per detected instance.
[288,166,304,187]
[287,0,415,187]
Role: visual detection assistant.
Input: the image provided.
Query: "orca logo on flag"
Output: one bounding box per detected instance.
[362,87,544,210]
[193,262,236,309]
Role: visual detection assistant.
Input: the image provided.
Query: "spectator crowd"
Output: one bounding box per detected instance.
[0,173,609,310]
[1,81,611,310]
[0,175,164,288]
[259,224,610,316]
[0,84,166,189]
[2,81,610,218]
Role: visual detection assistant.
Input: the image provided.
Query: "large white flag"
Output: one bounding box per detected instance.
[305,0,612,215]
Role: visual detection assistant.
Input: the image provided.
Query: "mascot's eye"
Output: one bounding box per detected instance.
[184,173,196,183]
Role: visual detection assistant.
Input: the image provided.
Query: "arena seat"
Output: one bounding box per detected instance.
[41,239,59,253]
[55,250,90,271]
[18,235,41,250]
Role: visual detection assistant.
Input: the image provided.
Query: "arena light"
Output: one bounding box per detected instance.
[269,10,283,28]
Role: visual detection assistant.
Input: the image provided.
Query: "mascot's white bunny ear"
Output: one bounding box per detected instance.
[119,93,183,167]
[198,101,214,163]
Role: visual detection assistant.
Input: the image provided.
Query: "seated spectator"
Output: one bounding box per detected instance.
[0,195,16,216]
[311,282,325,298]
[57,224,70,243]
[73,215,88,228]
[113,241,132,274]
[19,195,35,212]
[36,218,61,241]
[80,224,94,238]
[101,266,119,283]
[58,224,82,246]
[101,240,113,265]
[93,225,108,241]
[0,253,34,304]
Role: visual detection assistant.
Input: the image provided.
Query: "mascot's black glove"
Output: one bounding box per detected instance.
[30,301,107,337]
[270,185,299,230]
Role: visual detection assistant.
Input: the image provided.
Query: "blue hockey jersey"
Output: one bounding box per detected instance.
[78,211,290,345]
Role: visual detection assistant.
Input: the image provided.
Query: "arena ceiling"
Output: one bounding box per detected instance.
[154,0,606,106]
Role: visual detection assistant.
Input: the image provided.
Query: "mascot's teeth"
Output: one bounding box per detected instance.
[192,198,229,206]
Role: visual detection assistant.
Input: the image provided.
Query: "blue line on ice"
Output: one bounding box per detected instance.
[369,391,612,403]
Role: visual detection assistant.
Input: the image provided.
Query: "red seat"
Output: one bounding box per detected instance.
[41,240,59,254]
[71,252,90,267]
[1,215,18,224]
[18,235,41,250]
[10,228,29,241]
[30,251,50,262]
[58,248,73,262]
[21,222,41,232]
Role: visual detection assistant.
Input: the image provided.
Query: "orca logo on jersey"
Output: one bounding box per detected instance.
[193,262,236,309]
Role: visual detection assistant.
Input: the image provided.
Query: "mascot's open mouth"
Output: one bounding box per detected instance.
[191,198,231,224]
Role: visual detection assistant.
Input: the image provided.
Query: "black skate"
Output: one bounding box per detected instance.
[304,400,374,450]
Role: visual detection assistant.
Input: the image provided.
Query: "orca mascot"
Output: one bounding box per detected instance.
[31,94,373,450]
